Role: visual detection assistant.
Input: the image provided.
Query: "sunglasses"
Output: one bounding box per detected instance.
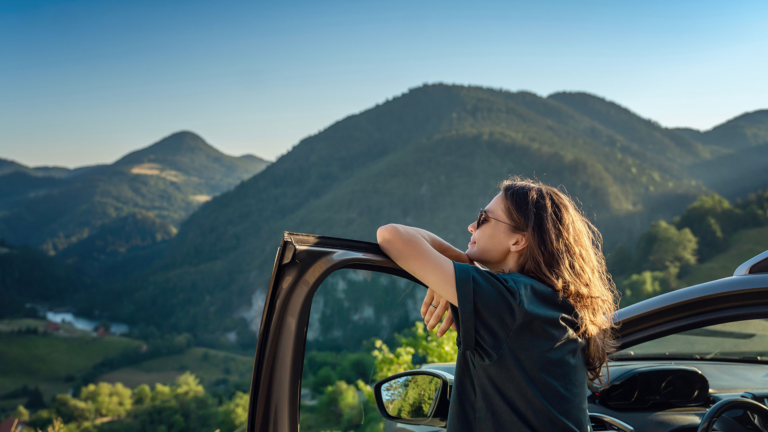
[476,208,515,230]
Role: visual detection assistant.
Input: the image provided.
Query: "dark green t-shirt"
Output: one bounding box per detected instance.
[447,262,589,432]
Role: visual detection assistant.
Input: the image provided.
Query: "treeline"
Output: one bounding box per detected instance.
[5,373,248,432]
[609,190,768,305]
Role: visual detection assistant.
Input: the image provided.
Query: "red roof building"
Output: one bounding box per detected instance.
[0,417,26,432]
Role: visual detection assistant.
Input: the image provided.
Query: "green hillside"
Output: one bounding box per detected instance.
[686,143,768,199]
[0,241,98,319]
[0,159,75,178]
[0,333,143,399]
[547,92,713,164]
[0,328,251,410]
[97,347,252,390]
[107,84,724,341]
[692,110,768,151]
[55,212,176,281]
[0,132,269,259]
[680,225,768,287]
[673,110,768,198]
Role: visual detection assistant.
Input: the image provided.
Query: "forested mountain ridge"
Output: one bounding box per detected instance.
[0,132,269,258]
[547,92,716,164]
[674,109,768,151]
[673,109,768,199]
[105,84,743,339]
[0,158,74,178]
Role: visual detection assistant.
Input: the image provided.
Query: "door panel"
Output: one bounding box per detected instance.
[247,233,424,432]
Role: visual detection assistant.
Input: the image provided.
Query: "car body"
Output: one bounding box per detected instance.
[245,232,768,432]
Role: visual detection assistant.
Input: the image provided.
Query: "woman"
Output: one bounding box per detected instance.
[376,176,619,431]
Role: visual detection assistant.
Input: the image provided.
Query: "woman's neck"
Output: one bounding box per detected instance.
[485,253,522,274]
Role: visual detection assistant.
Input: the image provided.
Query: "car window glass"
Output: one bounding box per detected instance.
[612,319,768,361]
[298,269,445,432]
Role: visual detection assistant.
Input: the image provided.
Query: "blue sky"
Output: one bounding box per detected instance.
[1,0,766,167]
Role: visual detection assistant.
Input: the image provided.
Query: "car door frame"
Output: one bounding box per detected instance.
[246,232,768,432]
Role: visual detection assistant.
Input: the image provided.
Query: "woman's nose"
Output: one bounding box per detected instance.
[468,222,476,234]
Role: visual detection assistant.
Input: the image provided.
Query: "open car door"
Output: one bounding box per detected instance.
[246,233,768,432]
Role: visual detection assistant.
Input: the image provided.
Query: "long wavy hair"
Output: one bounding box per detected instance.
[499,176,619,383]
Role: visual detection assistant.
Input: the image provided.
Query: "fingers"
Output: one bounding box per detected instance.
[437,311,453,337]
[427,299,449,331]
[421,289,435,318]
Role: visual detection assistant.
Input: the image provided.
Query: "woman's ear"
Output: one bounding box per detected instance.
[509,232,527,253]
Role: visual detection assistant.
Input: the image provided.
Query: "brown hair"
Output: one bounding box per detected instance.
[499,176,619,383]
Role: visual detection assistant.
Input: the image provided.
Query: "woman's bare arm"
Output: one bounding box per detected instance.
[376,224,469,306]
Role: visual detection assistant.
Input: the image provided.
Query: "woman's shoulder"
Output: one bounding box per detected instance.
[457,263,556,295]
[497,270,543,288]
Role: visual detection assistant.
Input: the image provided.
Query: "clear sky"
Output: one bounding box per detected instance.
[1,0,766,168]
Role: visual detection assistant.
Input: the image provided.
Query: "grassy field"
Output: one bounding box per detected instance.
[680,225,768,287]
[0,330,253,408]
[0,333,143,399]
[97,347,253,390]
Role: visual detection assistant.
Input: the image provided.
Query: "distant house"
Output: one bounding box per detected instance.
[96,326,110,337]
[0,417,26,432]
[45,321,61,332]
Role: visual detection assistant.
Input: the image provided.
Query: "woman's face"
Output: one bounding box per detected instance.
[466,193,520,268]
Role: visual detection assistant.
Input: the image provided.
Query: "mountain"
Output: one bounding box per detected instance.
[672,110,768,198]
[686,143,768,199]
[546,92,714,164]
[0,132,269,261]
[680,110,768,151]
[0,158,76,178]
[105,84,723,340]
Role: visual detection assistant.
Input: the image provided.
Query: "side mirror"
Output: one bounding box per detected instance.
[373,369,453,428]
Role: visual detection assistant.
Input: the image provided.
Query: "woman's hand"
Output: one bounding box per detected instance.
[421,288,456,337]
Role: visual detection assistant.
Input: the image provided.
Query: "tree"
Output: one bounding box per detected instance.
[396,322,458,364]
[151,383,173,403]
[675,194,737,261]
[174,372,205,400]
[79,382,133,418]
[371,322,458,381]
[132,384,152,406]
[310,366,339,396]
[217,391,249,432]
[621,270,665,305]
[8,405,29,421]
[632,221,697,272]
[371,340,415,381]
[304,381,382,432]
[52,394,95,424]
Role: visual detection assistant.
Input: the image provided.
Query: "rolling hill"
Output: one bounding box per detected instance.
[0,159,81,179]
[106,84,734,341]
[673,111,768,199]
[675,110,768,152]
[0,132,269,262]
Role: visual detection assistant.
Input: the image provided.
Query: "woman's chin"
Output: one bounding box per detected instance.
[466,250,479,262]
